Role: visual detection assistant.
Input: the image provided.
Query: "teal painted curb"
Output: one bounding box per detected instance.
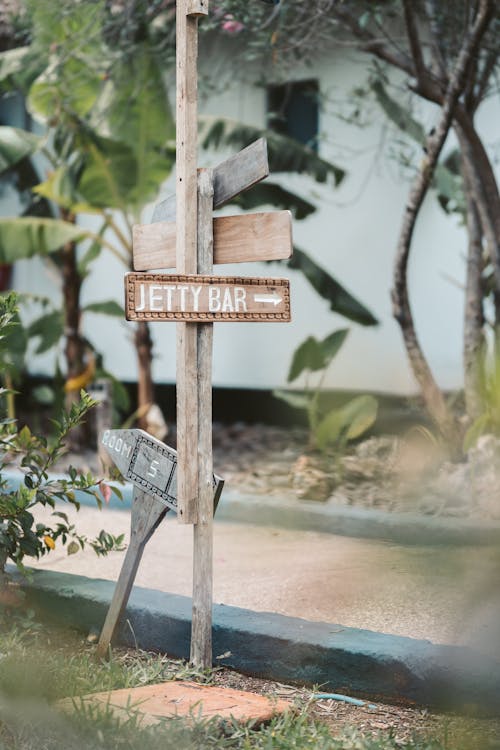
[5,470,500,546]
[14,567,500,716]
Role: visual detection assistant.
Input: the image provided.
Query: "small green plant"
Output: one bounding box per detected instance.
[275,329,378,453]
[463,349,500,452]
[0,293,124,582]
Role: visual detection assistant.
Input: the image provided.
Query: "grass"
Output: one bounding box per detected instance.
[0,611,493,750]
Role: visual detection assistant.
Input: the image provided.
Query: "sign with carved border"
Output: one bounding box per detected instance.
[101,429,224,513]
[124,273,291,322]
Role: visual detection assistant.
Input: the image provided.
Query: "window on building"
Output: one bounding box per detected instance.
[267,79,319,152]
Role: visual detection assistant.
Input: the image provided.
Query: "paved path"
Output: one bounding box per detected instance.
[30,504,500,652]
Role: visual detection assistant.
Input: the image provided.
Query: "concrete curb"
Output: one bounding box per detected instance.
[15,567,500,716]
[5,470,500,546]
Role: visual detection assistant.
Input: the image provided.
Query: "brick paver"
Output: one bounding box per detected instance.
[58,680,292,725]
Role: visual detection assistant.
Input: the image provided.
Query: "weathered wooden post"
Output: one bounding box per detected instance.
[98,0,293,669]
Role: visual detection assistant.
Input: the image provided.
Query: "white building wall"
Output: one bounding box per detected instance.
[8,47,500,395]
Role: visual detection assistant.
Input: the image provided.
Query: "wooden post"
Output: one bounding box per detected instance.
[191,168,214,667]
[95,489,168,659]
[176,0,202,524]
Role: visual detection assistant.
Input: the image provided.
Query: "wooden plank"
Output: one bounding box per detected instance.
[125,274,291,322]
[176,0,199,523]
[191,167,214,668]
[95,488,168,659]
[187,0,209,16]
[150,138,269,224]
[100,429,224,512]
[133,210,292,271]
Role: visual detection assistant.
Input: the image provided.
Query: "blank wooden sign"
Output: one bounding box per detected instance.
[133,211,293,271]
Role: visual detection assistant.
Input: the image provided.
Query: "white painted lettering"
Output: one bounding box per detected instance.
[222,287,234,313]
[102,430,110,445]
[136,284,146,311]
[191,285,202,311]
[149,285,163,312]
[147,459,160,479]
[234,287,247,312]
[163,285,176,311]
[208,287,221,312]
[177,285,189,310]
[115,437,123,453]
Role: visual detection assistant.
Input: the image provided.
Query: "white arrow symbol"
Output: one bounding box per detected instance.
[253,291,282,306]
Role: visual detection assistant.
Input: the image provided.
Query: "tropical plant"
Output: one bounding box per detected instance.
[204,0,500,457]
[0,0,176,437]
[0,292,125,582]
[275,329,378,453]
[463,349,500,451]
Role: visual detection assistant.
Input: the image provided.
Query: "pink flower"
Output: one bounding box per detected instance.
[99,481,112,505]
[221,14,244,33]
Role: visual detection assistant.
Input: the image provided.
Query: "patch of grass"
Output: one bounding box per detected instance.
[0,617,489,750]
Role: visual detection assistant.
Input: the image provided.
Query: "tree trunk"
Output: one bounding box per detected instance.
[391,0,493,453]
[135,321,154,431]
[60,210,89,451]
[455,116,500,326]
[462,178,485,421]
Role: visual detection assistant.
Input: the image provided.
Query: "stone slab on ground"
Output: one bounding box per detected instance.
[57,680,291,725]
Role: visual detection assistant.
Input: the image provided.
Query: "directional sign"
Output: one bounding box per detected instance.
[101,429,224,513]
[133,210,293,272]
[150,138,269,224]
[124,273,291,322]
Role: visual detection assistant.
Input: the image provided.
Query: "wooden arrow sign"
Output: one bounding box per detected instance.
[133,210,292,271]
[124,274,291,322]
[101,429,224,514]
[151,138,269,224]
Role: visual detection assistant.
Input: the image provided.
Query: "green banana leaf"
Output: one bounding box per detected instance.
[95,44,175,212]
[0,127,42,174]
[83,301,124,317]
[230,181,316,220]
[0,218,89,262]
[201,117,345,186]
[27,309,64,355]
[286,248,378,326]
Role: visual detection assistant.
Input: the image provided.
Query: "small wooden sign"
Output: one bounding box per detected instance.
[133,210,292,271]
[151,138,269,224]
[124,274,291,322]
[101,429,224,513]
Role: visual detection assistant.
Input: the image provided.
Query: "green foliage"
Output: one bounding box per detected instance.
[202,117,345,186]
[0,126,42,173]
[288,248,378,326]
[200,117,378,328]
[0,217,88,263]
[0,294,125,577]
[463,350,500,451]
[275,329,378,453]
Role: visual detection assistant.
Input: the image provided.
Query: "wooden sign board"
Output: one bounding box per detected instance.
[151,138,269,224]
[124,274,291,322]
[133,210,292,271]
[101,429,224,513]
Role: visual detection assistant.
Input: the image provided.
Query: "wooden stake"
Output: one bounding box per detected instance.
[191,169,214,667]
[95,489,167,659]
[176,0,200,524]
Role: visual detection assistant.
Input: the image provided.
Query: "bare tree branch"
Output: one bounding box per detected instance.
[330,4,415,76]
[461,179,485,420]
[471,46,499,111]
[391,0,494,444]
[402,0,427,84]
